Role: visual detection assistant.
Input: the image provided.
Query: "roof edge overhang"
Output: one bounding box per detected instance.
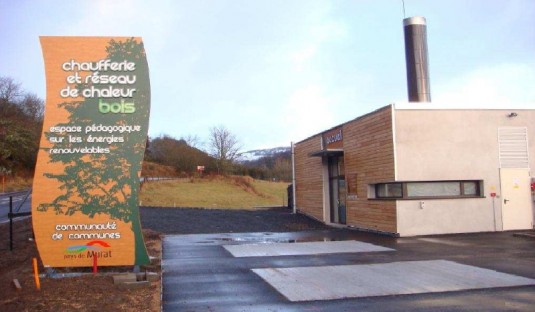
[308,149,344,157]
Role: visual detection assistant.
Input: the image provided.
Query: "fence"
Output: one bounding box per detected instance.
[1,189,32,251]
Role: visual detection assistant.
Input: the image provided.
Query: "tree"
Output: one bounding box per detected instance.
[0,76,43,173]
[0,77,22,109]
[0,119,38,170]
[208,125,241,174]
[272,157,292,181]
[20,92,45,121]
[181,134,203,150]
[147,135,215,175]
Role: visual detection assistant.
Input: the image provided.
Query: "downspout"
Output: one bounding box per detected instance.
[291,141,297,214]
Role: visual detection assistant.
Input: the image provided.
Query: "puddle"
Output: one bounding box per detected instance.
[210,236,346,244]
[213,237,297,243]
[176,232,374,247]
[215,237,235,241]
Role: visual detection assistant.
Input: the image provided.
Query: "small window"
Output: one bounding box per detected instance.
[462,181,478,196]
[376,183,403,198]
[406,182,460,197]
[373,180,483,199]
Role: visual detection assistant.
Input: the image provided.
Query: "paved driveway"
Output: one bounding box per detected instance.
[162,229,535,311]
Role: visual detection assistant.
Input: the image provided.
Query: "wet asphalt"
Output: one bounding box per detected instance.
[140,208,535,311]
[162,235,535,309]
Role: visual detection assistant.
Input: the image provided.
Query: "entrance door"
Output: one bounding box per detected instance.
[338,178,347,224]
[328,156,346,224]
[500,168,533,230]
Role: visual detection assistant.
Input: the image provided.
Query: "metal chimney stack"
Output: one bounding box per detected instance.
[403,16,431,102]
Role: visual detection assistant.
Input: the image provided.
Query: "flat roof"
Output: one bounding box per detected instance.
[294,102,534,145]
[393,102,535,110]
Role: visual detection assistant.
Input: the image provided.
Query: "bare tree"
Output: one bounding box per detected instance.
[20,92,45,121]
[0,77,22,104]
[181,134,203,150]
[0,77,23,117]
[208,125,241,174]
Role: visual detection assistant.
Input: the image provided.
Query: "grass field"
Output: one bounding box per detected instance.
[1,174,289,210]
[139,176,289,209]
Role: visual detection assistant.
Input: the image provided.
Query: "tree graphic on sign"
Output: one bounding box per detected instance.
[37,38,150,265]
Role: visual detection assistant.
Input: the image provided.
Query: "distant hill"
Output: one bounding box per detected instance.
[238,146,291,163]
[237,147,292,182]
[145,135,216,175]
[144,136,292,181]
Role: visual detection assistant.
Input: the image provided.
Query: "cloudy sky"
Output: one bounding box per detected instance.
[1,0,534,151]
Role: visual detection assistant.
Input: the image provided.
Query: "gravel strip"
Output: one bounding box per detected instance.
[140,207,331,234]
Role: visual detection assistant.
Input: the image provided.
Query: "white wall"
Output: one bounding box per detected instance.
[394,106,535,236]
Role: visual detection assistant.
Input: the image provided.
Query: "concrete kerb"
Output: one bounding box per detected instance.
[112,272,160,289]
[513,231,535,239]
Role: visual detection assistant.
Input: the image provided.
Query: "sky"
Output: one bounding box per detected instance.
[1,0,534,151]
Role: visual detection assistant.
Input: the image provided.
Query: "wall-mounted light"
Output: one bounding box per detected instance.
[507,112,518,118]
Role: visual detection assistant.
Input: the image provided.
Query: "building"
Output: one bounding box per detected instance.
[293,103,535,236]
[292,16,534,236]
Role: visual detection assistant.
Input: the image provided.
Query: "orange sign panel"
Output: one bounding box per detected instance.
[33,37,150,267]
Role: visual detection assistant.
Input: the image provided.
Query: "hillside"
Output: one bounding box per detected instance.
[146,135,216,175]
[139,175,289,209]
[238,147,292,182]
[141,161,178,177]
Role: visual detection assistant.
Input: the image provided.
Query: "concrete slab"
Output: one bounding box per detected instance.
[252,260,535,302]
[417,237,472,247]
[223,240,394,257]
[117,280,150,290]
[112,273,137,285]
[136,272,160,282]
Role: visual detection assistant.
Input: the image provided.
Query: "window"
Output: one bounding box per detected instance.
[376,183,402,198]
[463,181,478,196]
[374,180,482,199]
[406,182,460,197]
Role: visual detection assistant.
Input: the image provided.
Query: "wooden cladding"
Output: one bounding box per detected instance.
[294,136,325,222]
[294,105,397,234]
[343,106,396,233]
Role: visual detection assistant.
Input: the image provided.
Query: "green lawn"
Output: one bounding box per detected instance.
[139,177,289,209]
